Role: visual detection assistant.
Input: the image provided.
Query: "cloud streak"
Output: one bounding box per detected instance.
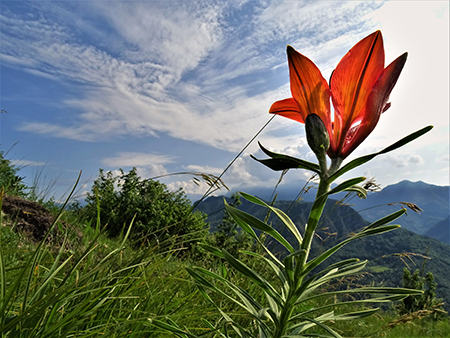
[1,1,392,153]
[1,0,448,195]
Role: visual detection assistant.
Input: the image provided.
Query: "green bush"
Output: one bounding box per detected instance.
[84,167,208,253]
[0,151,27,196]
[397,267,447,319]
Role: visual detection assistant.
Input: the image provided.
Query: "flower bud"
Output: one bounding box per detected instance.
[305,113,330,157]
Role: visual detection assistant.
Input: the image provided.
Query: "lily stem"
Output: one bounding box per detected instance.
[276,175,330,337]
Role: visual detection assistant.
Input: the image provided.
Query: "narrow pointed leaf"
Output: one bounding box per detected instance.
[241,250,288,296]
[302,286,423,303]
[329,125,433,182]
[240,192,303,245]
[379,125,433,154]
[188,268,260,317]
[331,308,380,321]
[198,243,225,259]
[344,185,367,198]
[222,250,283,305]
[295,295,407,320]
[365,209,406,230]
[304,225,400,276]
[292,315,343,338]
[225,201,295,253]
[255,142,320,173]
[326,177,366,195]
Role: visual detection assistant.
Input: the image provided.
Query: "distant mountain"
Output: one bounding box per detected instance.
[196,195,450,311]
[211,180,449,236]
[424,216,450,244]
[349,180,449,235]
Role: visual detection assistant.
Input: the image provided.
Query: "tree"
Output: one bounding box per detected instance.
[84,168,208,252]
[0,150,27,196]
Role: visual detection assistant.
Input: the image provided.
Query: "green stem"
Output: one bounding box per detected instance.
[274,157,340,336]
[274,289,296,337]
[275,175,330,337]
[299,177,330,268]
[328,157,343,178]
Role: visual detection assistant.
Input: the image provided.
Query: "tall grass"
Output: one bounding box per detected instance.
[0,179,212,338]
[1,172,449,338]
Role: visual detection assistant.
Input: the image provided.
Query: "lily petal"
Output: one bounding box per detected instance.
[330,30,385,150]
[341,52,408,157]
[287,45,331,126]
[269,98,304,123]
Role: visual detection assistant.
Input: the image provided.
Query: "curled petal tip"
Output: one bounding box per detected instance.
[399,52,408,64]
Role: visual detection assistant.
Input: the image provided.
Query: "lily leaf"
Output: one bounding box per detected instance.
[253,142,321,173]
[198,243,225,259]
[296,295,407,320]
[188,268,261,318]
[242,250,289,297]
[289,314,343,338]
[240,192,303,245]
[225,200,295,253]
[329,125,433,182]
[365,209,406,230]
[343,185,367,199]
[222,250,284,305]
[326,177,366,196]
[304,225,400,277]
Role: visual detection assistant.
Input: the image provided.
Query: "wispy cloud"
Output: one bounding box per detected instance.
[2,0,448,193]
[102,152,174,167]
[1,0,389,153]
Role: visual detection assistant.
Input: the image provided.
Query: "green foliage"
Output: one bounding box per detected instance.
[397,267,447,319]
[84,168,208,252]
[212,193,253,257]
[161,193,422,337]
[1,186,448,337]
[153,127,434,337]
[0,151,27,196]
[0,223,212,337]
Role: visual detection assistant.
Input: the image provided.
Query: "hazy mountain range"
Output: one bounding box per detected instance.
[195,180,450,310]
[209,180,449,242]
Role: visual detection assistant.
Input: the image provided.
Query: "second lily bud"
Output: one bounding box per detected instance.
[305,113,330,158]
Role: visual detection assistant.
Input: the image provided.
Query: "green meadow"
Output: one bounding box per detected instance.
[1,152,449,338]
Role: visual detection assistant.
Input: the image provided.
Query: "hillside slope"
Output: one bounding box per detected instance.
[424,216,450,244]
[333,180,449,235]
[197,195,450,311]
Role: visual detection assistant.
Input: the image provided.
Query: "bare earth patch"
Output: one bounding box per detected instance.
[1,194,82,248]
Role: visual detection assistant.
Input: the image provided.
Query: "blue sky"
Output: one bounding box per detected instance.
[1,0,449,202]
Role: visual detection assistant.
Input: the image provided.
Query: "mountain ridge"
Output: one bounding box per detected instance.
[202,180,449,235]
[196,187,450,311]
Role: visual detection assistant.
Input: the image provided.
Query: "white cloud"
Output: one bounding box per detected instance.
[376,153,426,168]
[1,1,399,153]
[135,165,169,179]
[408,155,424,165]
[438,154,450,163]
[2,0,448,194]
[101,152,174,167]
[184,165,224,176]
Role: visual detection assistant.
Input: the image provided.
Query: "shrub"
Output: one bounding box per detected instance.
[397,267,447,320]
[84,167,208,253]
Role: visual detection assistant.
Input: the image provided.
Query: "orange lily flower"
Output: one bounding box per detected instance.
[270,31,407,159]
